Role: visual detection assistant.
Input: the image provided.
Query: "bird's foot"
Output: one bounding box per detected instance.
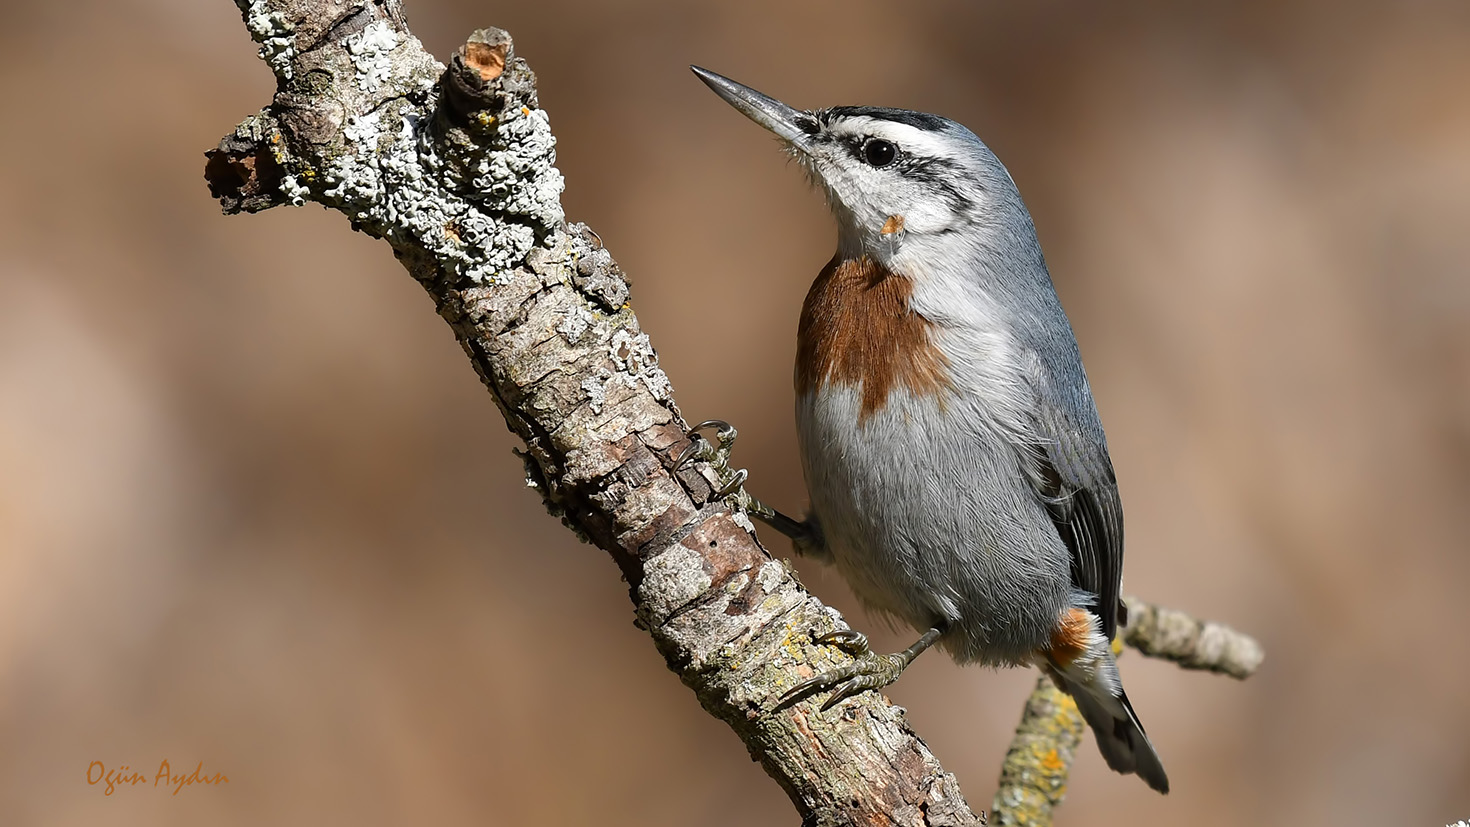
[676,419,758,511]
[779,629,927,711]
[676,419,826,555]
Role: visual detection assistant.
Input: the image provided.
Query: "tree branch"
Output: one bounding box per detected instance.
[992,675,1085,825]
[208,3,981,824]
[1121,596,1265,679]
[206,5,1262,825]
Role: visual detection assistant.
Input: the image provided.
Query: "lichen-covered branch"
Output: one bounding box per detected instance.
[1122,596,1265,679]
[992,676,1085,826]
[208,3,981,824]
[991,601,1263,826]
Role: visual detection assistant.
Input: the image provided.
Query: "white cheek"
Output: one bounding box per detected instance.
[825,166,887,225]
[897,199,954,234]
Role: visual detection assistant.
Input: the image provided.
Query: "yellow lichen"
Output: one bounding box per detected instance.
[1039,748,1064,772]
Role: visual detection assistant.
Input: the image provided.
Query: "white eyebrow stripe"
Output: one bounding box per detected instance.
[826,117,964,162]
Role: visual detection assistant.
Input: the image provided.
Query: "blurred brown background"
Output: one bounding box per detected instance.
[2,0,1467,824]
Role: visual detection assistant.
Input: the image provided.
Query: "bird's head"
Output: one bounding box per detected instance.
[693,67,1030,266]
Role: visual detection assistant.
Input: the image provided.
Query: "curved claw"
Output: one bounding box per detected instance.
[776,628,877,708]
[692,418,736,437]
[775,626,943,712]
[674,437,707,471]
[674,419,738,470]
[778,663,859,707]
[778,654,905,711]
[713,467,748,498]
[818,672,890,711]
[816,628,870,653]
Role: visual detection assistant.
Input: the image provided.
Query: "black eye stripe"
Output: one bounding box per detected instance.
[814,122,974,210]
[899,156,972,210]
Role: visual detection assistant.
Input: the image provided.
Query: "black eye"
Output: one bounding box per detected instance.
[862,138,897,167]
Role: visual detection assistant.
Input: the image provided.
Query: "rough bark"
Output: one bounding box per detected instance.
[208,3,981,824]
[206,4,1263,826]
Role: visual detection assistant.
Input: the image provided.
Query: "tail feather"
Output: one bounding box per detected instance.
[1066,679,1170,794]
[1043,608,1169,793]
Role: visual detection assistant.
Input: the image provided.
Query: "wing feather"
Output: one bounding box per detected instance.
[1025,366,1124,640]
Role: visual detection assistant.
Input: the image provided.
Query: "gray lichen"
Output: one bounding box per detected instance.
[608,329,674,403]
[573,245,631,310]
[238,0,296,81]
[345,20,399,92]
[555,297,596,345]
[232,6,566,287]
[278,173,310,207]
[312,89,565,284]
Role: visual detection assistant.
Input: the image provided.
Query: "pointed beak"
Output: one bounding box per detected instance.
[691,66,812,151]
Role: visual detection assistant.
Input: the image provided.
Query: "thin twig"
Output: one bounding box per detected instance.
[1122,596,1265,679]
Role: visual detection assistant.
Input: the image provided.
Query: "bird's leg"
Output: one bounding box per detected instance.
[779,625,946,711]
[675,419,825,556]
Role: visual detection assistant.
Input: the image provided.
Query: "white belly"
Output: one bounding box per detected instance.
[795,384,1071,665]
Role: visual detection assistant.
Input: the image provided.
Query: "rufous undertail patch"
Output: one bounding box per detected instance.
[1047,607,1095,666]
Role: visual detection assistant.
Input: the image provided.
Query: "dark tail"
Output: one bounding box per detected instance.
[1060,674,1170,794]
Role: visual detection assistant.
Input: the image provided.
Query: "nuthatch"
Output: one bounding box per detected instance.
[681,67,1168,793]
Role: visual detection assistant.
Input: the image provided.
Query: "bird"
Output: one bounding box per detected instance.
[678,66,1169,794]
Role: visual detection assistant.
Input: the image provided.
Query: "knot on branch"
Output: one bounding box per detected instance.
[427,28,563,243]
[208,14,565,286]
[440,28,536,121]
[204,112,288,214]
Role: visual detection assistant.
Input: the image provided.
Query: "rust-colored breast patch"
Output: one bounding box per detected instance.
[1047,607,1096,666]
[795,254,951,421]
